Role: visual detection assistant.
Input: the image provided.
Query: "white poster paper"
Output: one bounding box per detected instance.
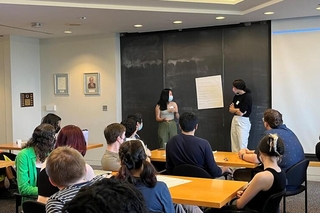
[195,75,224,109]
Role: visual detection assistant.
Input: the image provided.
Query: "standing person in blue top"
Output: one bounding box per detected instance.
[229,79,252,152]
[166,112,232,178]
[155,88,179,148]
[234,108,305,181]
[116,140,175,213]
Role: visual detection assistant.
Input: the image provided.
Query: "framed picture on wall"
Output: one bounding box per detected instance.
[84,73,100,95]
[54,73,69,95]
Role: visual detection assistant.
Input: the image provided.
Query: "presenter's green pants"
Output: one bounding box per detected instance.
[158,120,177,148]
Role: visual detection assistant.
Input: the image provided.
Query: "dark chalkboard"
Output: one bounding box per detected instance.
[121,22,271,150]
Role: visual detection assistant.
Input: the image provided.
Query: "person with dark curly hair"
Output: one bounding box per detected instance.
[15,123,56,202]
[234,109,304,182]
[37,125,95,204]
[41,113,62,133]
[62,178,148,213]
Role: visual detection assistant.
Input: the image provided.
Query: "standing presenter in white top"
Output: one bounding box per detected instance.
[155,88,179,148]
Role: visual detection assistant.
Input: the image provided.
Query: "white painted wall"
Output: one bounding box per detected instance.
[40,34,121,165]
[272,17,320,154]
[9,36,42,141]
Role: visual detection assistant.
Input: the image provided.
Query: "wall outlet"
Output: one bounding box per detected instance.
[102,105,107,111]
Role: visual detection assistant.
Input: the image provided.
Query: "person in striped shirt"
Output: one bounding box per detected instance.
[45,146,104,213]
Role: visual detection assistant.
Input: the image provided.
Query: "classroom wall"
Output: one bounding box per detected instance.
[272,16,320,154]
[0,36,13,144]
[40,34,121,165]
[10,36,42,140]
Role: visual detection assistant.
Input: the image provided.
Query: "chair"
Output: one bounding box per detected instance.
[218,188,286,213]
[14,192,37,213]
[283,159,309,213]
[172,164,231,179]
[315,142,320,161]
[172,164,212,178]
[22,200,46,213]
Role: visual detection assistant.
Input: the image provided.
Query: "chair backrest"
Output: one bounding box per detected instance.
[22,200,46,213]
[172,164,211,178]
[316,142,320,161]
[285,159,309,188]
[261,188,286,213]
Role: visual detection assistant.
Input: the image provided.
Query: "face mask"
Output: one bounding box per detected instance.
[138,122,143,131]
[168,95,173,102]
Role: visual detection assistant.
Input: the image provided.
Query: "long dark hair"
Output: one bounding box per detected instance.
[24,123,56,162]
[41,113,61,133]
[156,88,171,111]
[116,140,157,188]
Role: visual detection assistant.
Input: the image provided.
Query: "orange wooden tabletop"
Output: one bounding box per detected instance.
[150,149,257,168]
[0,143,103,151]
[161,175,247,208]
[0,160,15,168]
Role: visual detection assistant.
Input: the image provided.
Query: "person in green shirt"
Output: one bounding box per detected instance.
[15,123,56,201]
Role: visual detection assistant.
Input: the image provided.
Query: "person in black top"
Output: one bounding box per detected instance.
[207,133,286,212]
[229,79,252,152]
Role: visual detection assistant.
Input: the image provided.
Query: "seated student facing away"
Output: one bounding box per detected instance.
[166,112,232,178]
[234,108,304,182]
[62,178,148,213]
[101,123,126,171]
[116,140,175,213]
[207,134,286,213]
[45,146,104,213]
[15,124,56,202]
[37,125,95,204]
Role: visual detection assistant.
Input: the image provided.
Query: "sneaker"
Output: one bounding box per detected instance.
[0,188,14,199]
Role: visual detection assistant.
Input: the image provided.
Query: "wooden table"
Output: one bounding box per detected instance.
[150,149,257,168]
[0,143,103,153]
[159,175,247,208]
[0,160,15,168]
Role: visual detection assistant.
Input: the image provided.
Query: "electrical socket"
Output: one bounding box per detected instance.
[102,105,108,111]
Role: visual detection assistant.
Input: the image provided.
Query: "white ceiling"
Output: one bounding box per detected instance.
[0,0,319,39]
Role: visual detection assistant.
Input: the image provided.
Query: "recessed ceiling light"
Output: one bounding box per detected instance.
[79,16,87,20]
[264,12,274,15]
[215,16,225,20]
[173,20,183,24]
[134,24,143,28]
[317,6,320,10]
[64,30,72,34]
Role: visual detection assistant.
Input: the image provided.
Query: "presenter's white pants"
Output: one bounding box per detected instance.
[231,115,251,152]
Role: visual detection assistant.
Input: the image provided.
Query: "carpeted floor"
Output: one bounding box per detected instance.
[1,181,319,213]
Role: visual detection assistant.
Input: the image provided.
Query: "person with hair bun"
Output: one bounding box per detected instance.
[234,109,304,182]
[116,140,174,213]
[229,79,252,152]
[207,134,286,212]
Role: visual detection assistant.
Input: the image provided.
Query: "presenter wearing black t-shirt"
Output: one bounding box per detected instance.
[229,79,252,152]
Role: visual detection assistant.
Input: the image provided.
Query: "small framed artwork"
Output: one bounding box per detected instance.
[84,73,100,95]
[54,73,69,95]
[20,93,34,107]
